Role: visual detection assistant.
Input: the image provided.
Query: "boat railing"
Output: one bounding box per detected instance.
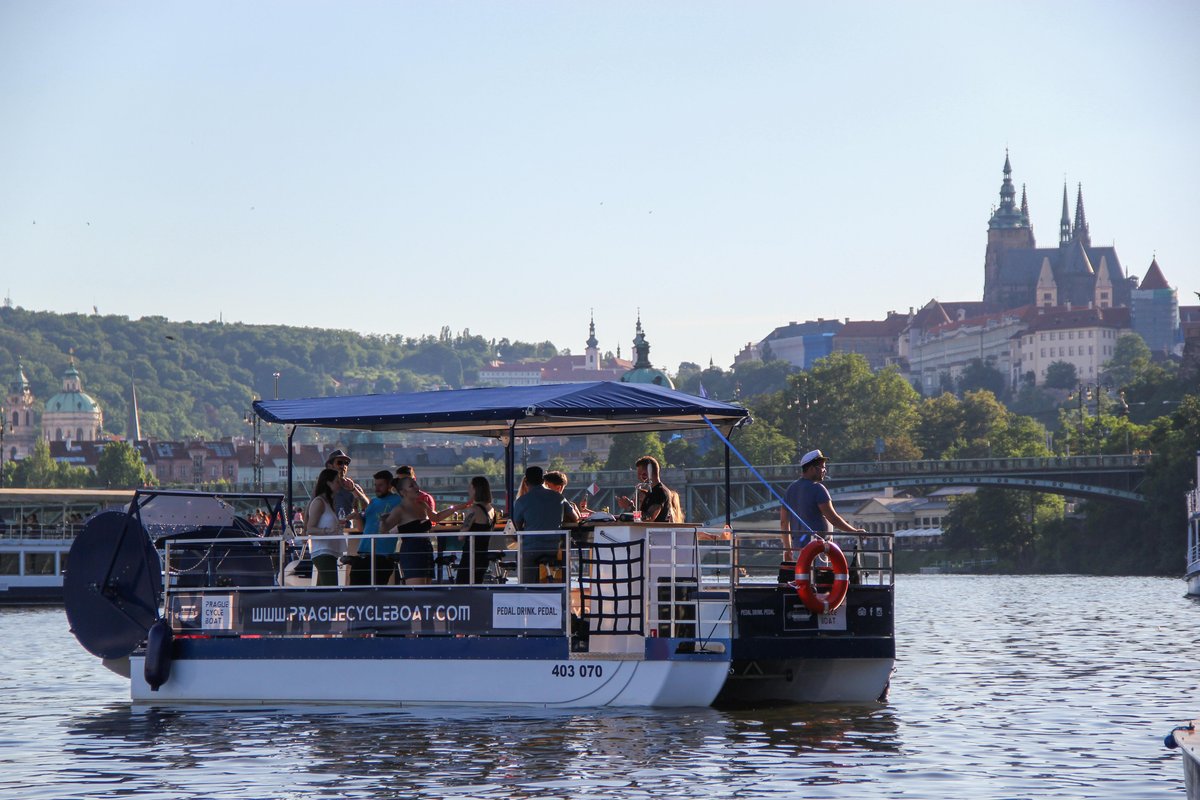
[0,523,82,543]
[640,526,732,643]
[730,529,894,587]
[158,525,732,644]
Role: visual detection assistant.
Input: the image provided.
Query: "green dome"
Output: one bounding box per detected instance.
[620,368,674,389]
[45,363,101,413]
[45,390,101,413]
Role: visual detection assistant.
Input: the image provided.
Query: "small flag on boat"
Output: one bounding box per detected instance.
[588,481,600,495]
[698,381,708,398]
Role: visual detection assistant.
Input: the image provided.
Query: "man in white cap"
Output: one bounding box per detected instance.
[780,449,864,560]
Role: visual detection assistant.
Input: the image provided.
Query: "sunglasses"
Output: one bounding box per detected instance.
[335,460,350,467]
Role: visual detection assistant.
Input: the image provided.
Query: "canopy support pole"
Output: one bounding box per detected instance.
[504,421,517,513]
[286,426,295,530]
[724,440,732,528]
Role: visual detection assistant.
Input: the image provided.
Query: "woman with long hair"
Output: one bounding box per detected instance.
[305,468,346,586]
[456,476,496,584]
[429,475,497,584]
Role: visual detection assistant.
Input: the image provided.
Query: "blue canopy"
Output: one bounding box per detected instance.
[254,381,748,439]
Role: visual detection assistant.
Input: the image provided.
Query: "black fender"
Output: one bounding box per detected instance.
[144,620,174,691]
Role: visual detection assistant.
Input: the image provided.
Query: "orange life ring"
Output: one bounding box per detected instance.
[794,538,850,615]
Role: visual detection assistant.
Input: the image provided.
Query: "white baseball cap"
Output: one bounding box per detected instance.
[799,449,828,469]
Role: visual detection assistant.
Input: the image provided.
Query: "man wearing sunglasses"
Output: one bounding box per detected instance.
[326,449,368,529]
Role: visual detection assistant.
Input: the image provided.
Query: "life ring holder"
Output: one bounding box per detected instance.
[794,537,850,615]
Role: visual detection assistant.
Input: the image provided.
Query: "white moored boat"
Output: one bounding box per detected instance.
[1184,451,1200,596]
[0,489,135,605]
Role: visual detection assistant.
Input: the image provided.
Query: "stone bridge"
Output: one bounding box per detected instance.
[415,453,1151,525]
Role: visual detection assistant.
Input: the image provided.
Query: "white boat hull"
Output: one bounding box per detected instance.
[1186,565,1200,597]
[1171,722,1200,800]
[130,654,729,708]
[720,657,894,704]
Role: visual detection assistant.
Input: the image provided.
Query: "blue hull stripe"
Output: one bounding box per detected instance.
[732,635,895,661]
[172,636,571,661]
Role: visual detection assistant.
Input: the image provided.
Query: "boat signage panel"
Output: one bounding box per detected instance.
[167,587,566,637]
[817,605,847,631]
[201,595,234,630]
[492,593,563,629]
[732,586,893,637]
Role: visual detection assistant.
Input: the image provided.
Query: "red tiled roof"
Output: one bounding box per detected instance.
[1139,258,1171,290]
[1021,306,1130,335]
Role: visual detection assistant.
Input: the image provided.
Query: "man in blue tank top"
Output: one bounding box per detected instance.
[781,449,864,561]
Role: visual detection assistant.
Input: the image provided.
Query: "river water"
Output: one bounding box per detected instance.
[1,575,1195,799]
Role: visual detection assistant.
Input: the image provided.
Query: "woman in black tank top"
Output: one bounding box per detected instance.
[457,477,496,584]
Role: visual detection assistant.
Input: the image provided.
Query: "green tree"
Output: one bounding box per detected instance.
[663,437,696,468]
[943,488,1062,568]
[578,452,604,471]
[784,353,921,462]
[604,431,666,472]
[13,438,60,488]
[915,393,963,459]
[452,456,504,479]
[11,438,91,488]
[723,417,794,467]
[1043,361,1078,390]
[1103,333,1152,387]
[96,441,153,488]
[956,358,1007,398]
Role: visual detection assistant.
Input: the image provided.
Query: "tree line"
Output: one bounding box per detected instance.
[3,306,1194,575]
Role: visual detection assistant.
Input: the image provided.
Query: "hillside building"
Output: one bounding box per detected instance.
[832,312,911,370]
[757,319,843,369]
[474,314,632,387]
[1012,306,1131,384]
[905,306,1031,395]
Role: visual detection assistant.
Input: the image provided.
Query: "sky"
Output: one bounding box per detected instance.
[2,1,1198,374]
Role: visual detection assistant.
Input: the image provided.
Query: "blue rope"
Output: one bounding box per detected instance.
[701,416,820,539]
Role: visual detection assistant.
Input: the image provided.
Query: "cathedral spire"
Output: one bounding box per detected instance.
[998,151,1017,211]
[586,310,599,350]
[1020,183,1030,224]
[584,310,600,370]
[1073,183,1091,246]
[1059,183,1072,246]
[988,150,1027,230]
[128,380,142,442]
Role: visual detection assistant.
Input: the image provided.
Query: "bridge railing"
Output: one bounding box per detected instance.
[688,454,1151,483]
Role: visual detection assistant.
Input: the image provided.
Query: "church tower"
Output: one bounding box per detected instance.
[584,311,600,371]
[983,152,1037,307]
[5,362,38,461]
[128,380,142,442]
[620,313,673,388]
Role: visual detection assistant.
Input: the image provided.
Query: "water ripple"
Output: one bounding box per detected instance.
[0,575,1194,798]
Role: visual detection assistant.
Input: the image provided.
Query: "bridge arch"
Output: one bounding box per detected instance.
[703,475,1144,525]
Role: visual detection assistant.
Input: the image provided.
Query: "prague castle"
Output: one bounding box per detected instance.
[982,153,1133,312]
